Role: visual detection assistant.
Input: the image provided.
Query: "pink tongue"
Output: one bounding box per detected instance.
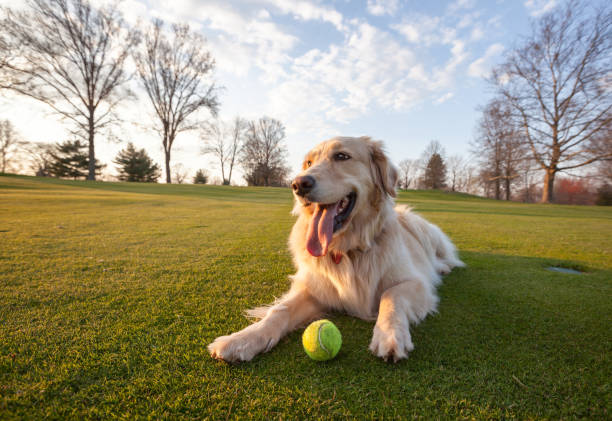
[306,203,338,257]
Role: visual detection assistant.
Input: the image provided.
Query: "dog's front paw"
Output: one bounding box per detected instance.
[368,323,414,362]
[208,325,277,363]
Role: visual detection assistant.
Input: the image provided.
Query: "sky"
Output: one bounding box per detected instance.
[0,0,573,183]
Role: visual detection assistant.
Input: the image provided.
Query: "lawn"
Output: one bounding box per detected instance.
[0,174,610,419]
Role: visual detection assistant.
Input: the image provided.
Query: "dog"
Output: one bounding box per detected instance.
[208,136,464,362]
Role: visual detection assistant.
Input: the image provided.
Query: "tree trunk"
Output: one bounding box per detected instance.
[495,178,501,200]
[541,169,556,203]
[87,116,96,180]
[505,177,511,201]
[165,148,171,184]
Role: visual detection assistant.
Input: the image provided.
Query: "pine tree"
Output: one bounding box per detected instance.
[113,143,160,182]
[49,140,103,179]
[193,169,208,184]
[423,153,447,190]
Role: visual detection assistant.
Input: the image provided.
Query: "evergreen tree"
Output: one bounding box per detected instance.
[49,140,103,179]
[193,169,208,184]
[423,153,447,190]
[113,143,160,182]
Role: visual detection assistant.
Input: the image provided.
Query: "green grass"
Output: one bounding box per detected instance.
[1,174,610,419]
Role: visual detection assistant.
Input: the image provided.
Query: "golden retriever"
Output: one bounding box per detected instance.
[208,136,464,362]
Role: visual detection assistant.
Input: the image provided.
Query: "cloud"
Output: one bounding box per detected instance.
[264,23,422,134]
[470,26,485,41]
[262,0,345,31]
[392,15,451,45]
[141,1,299,81]
[467,43,505,78]
[447,0,476,14]
[265,19,474,137]
[366,0,400,16]
[524,0,557,17]
[434,92,454,104]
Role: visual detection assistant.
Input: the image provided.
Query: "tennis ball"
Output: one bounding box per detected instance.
[302,319,342,361]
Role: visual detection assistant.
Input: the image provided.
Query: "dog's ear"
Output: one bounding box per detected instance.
[369,138,398,198]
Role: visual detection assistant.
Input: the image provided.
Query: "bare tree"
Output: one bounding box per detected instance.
[241,117,289,186]
[446,155,466,192]
[0,17,17,89]
[590,122,612,184]
[1,0,139,180]
[201,116,246,185]
[200,119,227,183]
[473,99,525,200]
[491,1,612,202]
[421,140,445,162]
[0,119,22,173]
[172,163,188,184]
[462,164,480,195]
[397,159,416,190]
[226,116,247,185]
[25,141,54,176]
[0,25,10,81]
[135,19,219,183]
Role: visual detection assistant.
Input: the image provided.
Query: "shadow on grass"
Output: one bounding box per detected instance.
[213,251,611,419]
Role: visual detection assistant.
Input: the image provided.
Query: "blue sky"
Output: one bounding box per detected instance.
[0,0,576,182]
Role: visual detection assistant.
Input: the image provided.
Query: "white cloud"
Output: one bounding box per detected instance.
[142,1,298,81]
[265,23,424,131]
[366,0,400,16]
[524,0,557,17]
[257,9,271,20]
[264,19,473,136]
[392,15,446,45]
[467,43,504,78]
[470,26,484,41]
[457,10,482,29]
[262,0,345,31]
[435,92,455,104]
[430,40,469,90]
[447,0,476,14]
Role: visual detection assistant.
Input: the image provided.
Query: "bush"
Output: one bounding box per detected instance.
[193,169,208,184]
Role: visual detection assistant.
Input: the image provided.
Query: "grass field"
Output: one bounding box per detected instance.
[1,174,610,419]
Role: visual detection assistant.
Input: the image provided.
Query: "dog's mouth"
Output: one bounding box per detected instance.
[305,192,356,257]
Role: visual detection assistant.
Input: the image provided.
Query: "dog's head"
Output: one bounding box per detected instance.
[291,136,398,257]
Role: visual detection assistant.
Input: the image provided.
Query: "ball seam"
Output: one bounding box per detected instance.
[317,322,331,357]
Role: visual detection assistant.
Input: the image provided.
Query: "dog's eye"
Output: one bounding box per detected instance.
[334,152,351,161]
[306,160,312,168]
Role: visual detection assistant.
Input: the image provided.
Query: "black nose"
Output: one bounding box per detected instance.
[292,175,315,197]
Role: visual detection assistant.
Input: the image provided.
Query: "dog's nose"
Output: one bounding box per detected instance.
[292,175,315,197]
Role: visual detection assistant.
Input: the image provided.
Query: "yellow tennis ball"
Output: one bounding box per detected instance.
[302,319,342,361]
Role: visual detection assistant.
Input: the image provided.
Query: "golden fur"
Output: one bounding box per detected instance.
[208,136,464,362]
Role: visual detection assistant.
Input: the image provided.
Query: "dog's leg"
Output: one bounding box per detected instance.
[208,287,323,362]
[369,280,436,362]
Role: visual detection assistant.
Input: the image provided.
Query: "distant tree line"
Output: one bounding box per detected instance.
[1,0,609,201]
[0,0,292,186]
[201,116,289,187]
